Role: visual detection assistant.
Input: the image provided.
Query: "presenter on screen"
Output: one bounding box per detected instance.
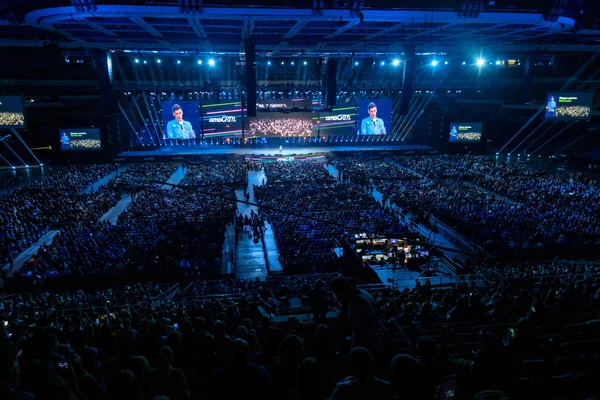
[166,104,195,139]
[360,102,386,135]
[61,132,70,149]
[546,96,556,117]
[449,125,458,141]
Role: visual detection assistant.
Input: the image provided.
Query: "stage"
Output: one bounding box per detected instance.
[116,144,436,159]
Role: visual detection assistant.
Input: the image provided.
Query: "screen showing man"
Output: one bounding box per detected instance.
[449,125,458,141]
[357,99,391,135]
[449,123,482,143]
[59,128,102,150]
[546,95,557,117]
[0,96,25,128]
[61,132,70,149]
[544,92,593,120]
[166,104,195,139]
[160,100,200,142]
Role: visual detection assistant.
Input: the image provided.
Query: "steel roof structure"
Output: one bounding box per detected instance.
[1,1,599,57]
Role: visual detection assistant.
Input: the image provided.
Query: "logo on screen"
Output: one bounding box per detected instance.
[257,103,288,109]
[208,116,237,123]
[324,114,351,121]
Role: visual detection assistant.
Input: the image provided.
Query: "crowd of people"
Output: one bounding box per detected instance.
[1,165,118,267]
[69,139,103,150]
[0,111,25,126]
[1,154,600,399]
[18,161,240,279]
[333,155,600,254]
[249,117,313,137]
[254,161,407,273]
[2,258,600,399]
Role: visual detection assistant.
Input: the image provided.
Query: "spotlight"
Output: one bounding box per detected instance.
[380,61,385,66]
[197,60,202,64]
[354,61,359,66]
[267,61,271,65]
[462,61,466,65]
[431,60,438,66]
[134,58,139,63]
[281,61,285,65]
[39,164,43,167]
[143,60,147,64]
[176,60,181,64]
[156,59,161,63]
[208,59,215,66]
[303,61,307,65]
[291,61,295,65]
[444,61,448,65]
[495,60,501,65]
[476,58,485,66]
[392,59,400,66]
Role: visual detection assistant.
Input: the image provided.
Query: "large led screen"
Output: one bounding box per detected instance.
[59,128,102,150]
[160,100,200,140]
[544,92,593,120]
[0,96,25,128]
[202,101,244,137]
[249,112,314,138]
[449,123,482,142]
[357,99,391,135]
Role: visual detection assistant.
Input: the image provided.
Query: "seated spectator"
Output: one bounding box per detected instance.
[329,347,392,400]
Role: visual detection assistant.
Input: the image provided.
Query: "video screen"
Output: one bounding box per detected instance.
[256,98,312,110]
[160,100,200,140]
[202,101,244,138]
[249,112,314,138]
[545,92,593,120]
[449,123,482,142]
[313,106,358,136]
[60,128,102,150]
[357,99,391,135]
[0,96,25,128]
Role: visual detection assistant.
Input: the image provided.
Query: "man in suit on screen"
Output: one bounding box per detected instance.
[360,102,386,135]
[166,104,195,139]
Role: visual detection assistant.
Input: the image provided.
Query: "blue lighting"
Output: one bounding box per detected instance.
[208,59,215,66]
[431,60,438,66]
[197,60,202,65]
[303,61,307,65]
[156,59,161,63]
[380,61,385,66]
[476,58,485,66]
[462,61,466,65]
[176,60,181,64]
[134,58,139,63]
[267,61,271,65]
[354,61,359,66]
[392,59,400,66]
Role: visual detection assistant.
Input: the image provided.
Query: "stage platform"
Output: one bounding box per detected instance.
[116,144,436,158]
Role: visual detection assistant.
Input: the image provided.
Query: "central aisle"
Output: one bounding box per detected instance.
[234,169,283,280]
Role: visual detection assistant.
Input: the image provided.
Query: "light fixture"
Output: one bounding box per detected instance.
[156,59,161,63]
[476,58,485,66]
[208,59,215,66]
[176,60,181,64]
[134,58,139,63]
[431,60,438,66]
[303,61,307,65]
[197,60,202,64]
[392,59,400,66]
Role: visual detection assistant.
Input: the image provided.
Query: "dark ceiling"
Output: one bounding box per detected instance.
[1,0,599,57]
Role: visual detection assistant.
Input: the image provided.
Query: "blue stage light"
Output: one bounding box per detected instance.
[431,60,438,67]
[208,59,215,66]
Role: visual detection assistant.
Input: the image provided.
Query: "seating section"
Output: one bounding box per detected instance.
[254,161,407,273]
